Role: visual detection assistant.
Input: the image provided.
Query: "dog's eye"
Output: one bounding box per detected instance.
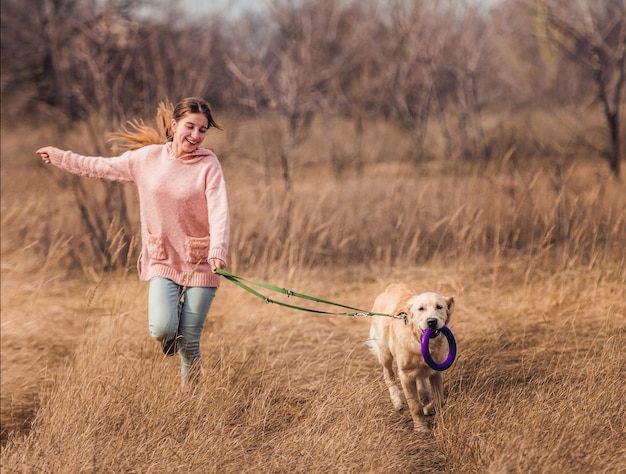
[436,304,443,310]
[418,306,425,311]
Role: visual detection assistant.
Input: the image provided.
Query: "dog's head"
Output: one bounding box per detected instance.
[404,292,454,333]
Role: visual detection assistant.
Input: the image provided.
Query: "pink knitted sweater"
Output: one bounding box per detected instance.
[47,143,230,287]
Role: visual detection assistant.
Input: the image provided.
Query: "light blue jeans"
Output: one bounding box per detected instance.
[148,277,217,387]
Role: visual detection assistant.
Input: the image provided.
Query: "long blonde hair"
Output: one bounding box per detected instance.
[109,97,222,151]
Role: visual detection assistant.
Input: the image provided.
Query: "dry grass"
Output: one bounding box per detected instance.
[1,117,625,472]
[2,261,624,472]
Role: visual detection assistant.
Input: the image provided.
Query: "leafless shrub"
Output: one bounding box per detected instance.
[540,0,626,177]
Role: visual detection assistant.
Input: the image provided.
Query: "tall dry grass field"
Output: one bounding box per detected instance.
[1,117,625,473]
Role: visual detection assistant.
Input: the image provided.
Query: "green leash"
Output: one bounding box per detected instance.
[216,268,406,320]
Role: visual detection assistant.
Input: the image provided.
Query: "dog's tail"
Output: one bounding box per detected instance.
[365,328,384,363]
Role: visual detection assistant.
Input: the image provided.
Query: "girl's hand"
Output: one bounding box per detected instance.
[209,258,226,273]
[36,147,52,164]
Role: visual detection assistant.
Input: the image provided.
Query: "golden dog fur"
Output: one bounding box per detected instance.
[367,283,454,432]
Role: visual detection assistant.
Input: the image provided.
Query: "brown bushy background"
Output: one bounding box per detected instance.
[2,112,625,472]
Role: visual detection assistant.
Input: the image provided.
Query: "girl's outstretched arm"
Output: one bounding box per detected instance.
[35,146,137,183]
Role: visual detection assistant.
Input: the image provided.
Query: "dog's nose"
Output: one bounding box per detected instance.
[427,318,439,329]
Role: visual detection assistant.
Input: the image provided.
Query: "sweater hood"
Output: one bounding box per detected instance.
[165,142,217,163]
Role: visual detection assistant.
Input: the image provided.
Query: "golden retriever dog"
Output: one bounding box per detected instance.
[366,283,454,432]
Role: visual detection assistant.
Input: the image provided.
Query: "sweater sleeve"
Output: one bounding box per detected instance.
[205,162,230,263]
[47,147,136,183]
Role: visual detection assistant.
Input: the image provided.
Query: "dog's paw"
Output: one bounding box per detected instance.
[391,393,404,411]
[422,402,436,416]
[413,422,431,434]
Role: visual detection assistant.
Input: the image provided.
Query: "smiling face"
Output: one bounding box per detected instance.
[170,112,209,157]
[406,292,454,332]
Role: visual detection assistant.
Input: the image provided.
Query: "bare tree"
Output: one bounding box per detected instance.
[224,15,277,188]
[362,0,455,161]
[1,0,82,114]
[3,0,144,270]
[226,0,360,214]
[138,8,228,105]
[267,0,357,189]
[541,0,625,178]
[445,4,497,161]
[52,0,141,270]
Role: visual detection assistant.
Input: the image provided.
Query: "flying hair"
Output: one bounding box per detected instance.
[109,98,221,152]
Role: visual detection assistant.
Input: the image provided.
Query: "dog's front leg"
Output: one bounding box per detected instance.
[417,378,433,415]
[422,372,443,416]
[428,372,444,414]
[398,369,429,432]
[381,356,404,411]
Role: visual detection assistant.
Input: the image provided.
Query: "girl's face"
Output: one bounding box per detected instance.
[171,113,209,157]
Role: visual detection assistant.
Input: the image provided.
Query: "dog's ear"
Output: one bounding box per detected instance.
[445,296,455,320]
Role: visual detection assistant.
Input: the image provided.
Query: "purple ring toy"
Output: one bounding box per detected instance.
[421,326,457,371]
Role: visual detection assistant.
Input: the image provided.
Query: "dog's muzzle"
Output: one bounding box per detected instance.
[427,318,439,329]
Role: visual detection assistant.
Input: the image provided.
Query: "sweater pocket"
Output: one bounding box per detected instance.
[146,234,167,260]
[184,236,209,264]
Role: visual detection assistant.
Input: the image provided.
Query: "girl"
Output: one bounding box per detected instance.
[37,97,230,389]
